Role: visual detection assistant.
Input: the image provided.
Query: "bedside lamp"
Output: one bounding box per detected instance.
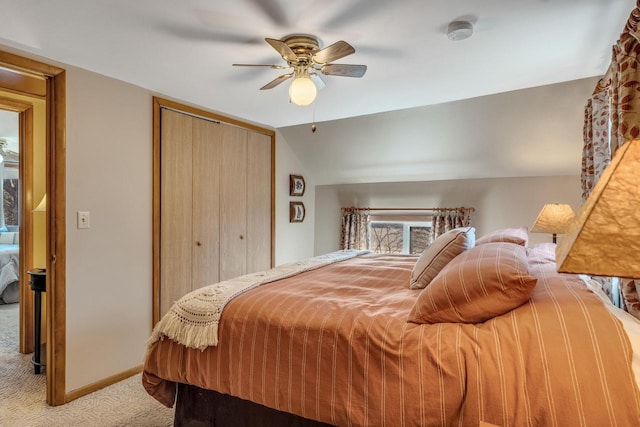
[556,139,640,278]
[531,203,575,243]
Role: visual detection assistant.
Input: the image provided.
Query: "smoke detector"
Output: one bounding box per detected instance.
[447,21,473,41]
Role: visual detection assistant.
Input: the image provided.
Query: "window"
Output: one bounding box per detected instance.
[370,219,431,254]
[3,178,19,226]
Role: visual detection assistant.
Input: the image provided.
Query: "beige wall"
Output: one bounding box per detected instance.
[315,175,582,255]
[64,66,153,391]
[60,69,308,390]
[59,64,304,391]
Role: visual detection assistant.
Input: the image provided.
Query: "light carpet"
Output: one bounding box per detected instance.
[0,303,174,426]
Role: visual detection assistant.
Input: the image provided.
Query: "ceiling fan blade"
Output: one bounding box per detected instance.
[313,40,355,64]
[260,73,293,90]
[265,38,298,62]
[321,64,367,78]
[233,64,289,69]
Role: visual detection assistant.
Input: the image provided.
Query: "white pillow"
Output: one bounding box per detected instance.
[409,227,475,290]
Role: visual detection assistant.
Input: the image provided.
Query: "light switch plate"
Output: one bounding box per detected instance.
[77,211,90,229]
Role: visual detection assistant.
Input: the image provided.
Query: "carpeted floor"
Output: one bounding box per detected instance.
[0,303,174,426]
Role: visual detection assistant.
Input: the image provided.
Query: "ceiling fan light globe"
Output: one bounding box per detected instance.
[289,77,317,106]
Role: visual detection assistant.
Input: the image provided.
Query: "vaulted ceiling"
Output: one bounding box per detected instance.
[0,1,632,185]
[0,0,630,129]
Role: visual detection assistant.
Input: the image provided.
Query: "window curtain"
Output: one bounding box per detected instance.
[581,2,640,317]
[581,90,611,200]
[340,210,370,250]
[0,161,5,232]
[429,209,472,243]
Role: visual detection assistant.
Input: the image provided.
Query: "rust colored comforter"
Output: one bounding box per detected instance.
[143,252,640,426]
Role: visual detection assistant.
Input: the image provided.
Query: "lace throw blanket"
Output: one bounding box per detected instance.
[148,250,370,350]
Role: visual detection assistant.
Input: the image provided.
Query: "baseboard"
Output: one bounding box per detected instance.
[64,364,142,403]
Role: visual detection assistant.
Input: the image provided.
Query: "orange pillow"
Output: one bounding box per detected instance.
[408,242,537,324]
[409,227,475,289]
[476,227,528,247]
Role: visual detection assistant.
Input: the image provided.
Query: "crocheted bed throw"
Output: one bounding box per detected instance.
[148,250,369,350]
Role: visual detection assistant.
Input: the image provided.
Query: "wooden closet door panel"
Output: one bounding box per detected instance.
[192,118,222,289]
[220,125,248,280]
[246,131,272,273]
[160,109,193,316]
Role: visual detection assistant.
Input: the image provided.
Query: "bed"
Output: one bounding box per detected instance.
[0,241,19,304]
[143,227,640,426]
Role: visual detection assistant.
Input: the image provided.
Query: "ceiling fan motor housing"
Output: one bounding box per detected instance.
[282,35,320,66]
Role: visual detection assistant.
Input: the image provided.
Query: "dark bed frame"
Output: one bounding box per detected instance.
[174,383,335,427]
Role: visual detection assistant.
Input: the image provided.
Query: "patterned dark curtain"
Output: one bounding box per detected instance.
[581,2,640,317]
[0,163,5,231]
[428,209,472,244]
[340,210,370,250]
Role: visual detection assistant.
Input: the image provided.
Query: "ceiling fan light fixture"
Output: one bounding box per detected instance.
[289,76,317,106]
[447,21,473,41]
[235,35,365,105]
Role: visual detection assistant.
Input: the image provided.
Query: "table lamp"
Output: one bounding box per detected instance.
[557,139,640,278]
[531,203,575,243]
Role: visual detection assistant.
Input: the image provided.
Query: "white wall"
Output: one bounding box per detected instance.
[279,77,599,185]
[275,130,315,265]
[315,175,582,255]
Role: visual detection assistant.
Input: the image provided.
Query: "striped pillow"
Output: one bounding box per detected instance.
[408,242,537,324]
[409,227,475,289]
[476,226,529,246]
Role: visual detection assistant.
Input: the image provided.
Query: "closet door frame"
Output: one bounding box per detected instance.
[152,97,275,325]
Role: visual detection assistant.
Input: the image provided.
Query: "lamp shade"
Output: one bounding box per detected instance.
[557,139,640,278]
[531,204,575,235]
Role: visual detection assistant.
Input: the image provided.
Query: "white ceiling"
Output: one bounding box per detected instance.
[0,0,631,130]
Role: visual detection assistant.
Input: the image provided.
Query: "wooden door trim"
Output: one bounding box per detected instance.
[0,49,67,406]
[152,97,275,325]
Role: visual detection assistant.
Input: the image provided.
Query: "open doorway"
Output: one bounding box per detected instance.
[0,105,46,401]
[0,91,47,401]
[0,109,21,379]
[0,50,66,406]
[0,110,20,307]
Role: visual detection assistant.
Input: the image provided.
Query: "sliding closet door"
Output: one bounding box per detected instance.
[192,118,222,289]
[246,131,272,273]
[160,109,193,316]
[156,98,274,320]
[220,124,248,280]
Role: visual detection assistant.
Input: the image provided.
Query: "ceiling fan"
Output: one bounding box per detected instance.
[233,34,367,106]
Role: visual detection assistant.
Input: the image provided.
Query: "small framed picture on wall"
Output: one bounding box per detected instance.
[289,174,305,196]
[289,202,305,223]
